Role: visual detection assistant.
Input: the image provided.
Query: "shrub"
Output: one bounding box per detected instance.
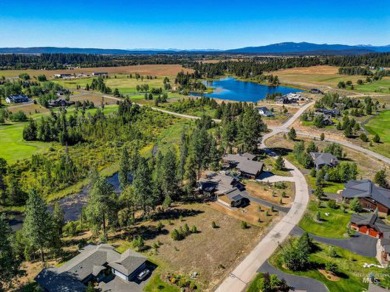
[211,221,217,228]
[183,223,190,236]
[9,111,28,122]
[241,221,249,229]
[350,197,362,213]
[373,134,381,143]
[274,182,287,189]
[191,225,198,233]
[329,247,338,258]
[360,133,369,142]
[315,211,321,221]
[171,229,184,241]
[327,200,337,209]
[325,262,338,274]
[157,221,164,232]
[132,236,145,251]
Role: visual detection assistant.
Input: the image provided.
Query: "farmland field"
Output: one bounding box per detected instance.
[0,64,192,79]
[274,65,390,93]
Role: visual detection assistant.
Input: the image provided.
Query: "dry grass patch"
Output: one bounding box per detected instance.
[274,65,370,89]
[113,203,269,290]
[70,93,118,105]
[0,65,193,79]
[245,180,294,207]
[7,103,50,116]
[209,200,277,226]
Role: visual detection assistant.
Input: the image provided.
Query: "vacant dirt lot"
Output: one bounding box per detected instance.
[7,103,50,115]
[112,203,271,291]
[0,64,193,79]
[70,93,118,105]
[209,200,278,226]
[245,180,294,207]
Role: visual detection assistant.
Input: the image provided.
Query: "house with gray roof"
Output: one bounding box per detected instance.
[223,188,249,207]
[256,106,274,117]
[5,94,29,104]
[310,152,338,170]
[35,244,148,292]
[198,172,241,196]
[342,180,390,215]
[223,153,264,179]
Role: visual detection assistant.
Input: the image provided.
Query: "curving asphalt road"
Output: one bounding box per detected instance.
[215,103,313,292]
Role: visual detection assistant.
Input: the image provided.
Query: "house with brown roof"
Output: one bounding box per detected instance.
[350,211,390,238]
[342,180,390,215]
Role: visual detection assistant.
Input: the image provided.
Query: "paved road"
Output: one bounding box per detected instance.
[215,102,314,292]
[294,130,390,165]
[261,101,315,149]
[216,154,309,292]
[258,261,328,292]
[291,226,377,257]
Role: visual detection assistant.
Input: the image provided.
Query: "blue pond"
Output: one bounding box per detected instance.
[195,77,302,102]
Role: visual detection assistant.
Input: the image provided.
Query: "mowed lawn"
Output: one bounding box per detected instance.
[0,123,52,163]
[299,201,351,239]
[0,105,120,163]
[365,110,390,143]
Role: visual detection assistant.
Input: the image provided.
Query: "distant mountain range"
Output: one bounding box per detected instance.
[0,42,389,55]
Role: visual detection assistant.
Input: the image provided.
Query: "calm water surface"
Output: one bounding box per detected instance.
[195,77,302,102]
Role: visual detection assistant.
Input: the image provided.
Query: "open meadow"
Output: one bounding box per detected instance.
[273,65,390,94]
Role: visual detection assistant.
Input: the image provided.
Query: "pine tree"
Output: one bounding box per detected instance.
[85,175,116,239]
[288,127,297,140]
[52,202,65,237]
[161,149,178,199]
[118,147,130,189]
[23,190,54,263]
[0,214,21,290]
[374,169,389,189]
[274,156,285,171]
[133,158,154,215]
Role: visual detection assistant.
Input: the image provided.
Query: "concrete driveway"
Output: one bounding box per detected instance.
[257,171,295,183]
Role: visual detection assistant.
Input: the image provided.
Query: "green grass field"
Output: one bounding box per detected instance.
[365,110,390,143]
[0,123,53,163]
[307,176,344,194]
[299,201,351,238]
[354,78,390,93]
[270,240,381,292]
[0,105,119,164]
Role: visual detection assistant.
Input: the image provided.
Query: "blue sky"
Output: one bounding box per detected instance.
[0,0,389,49]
